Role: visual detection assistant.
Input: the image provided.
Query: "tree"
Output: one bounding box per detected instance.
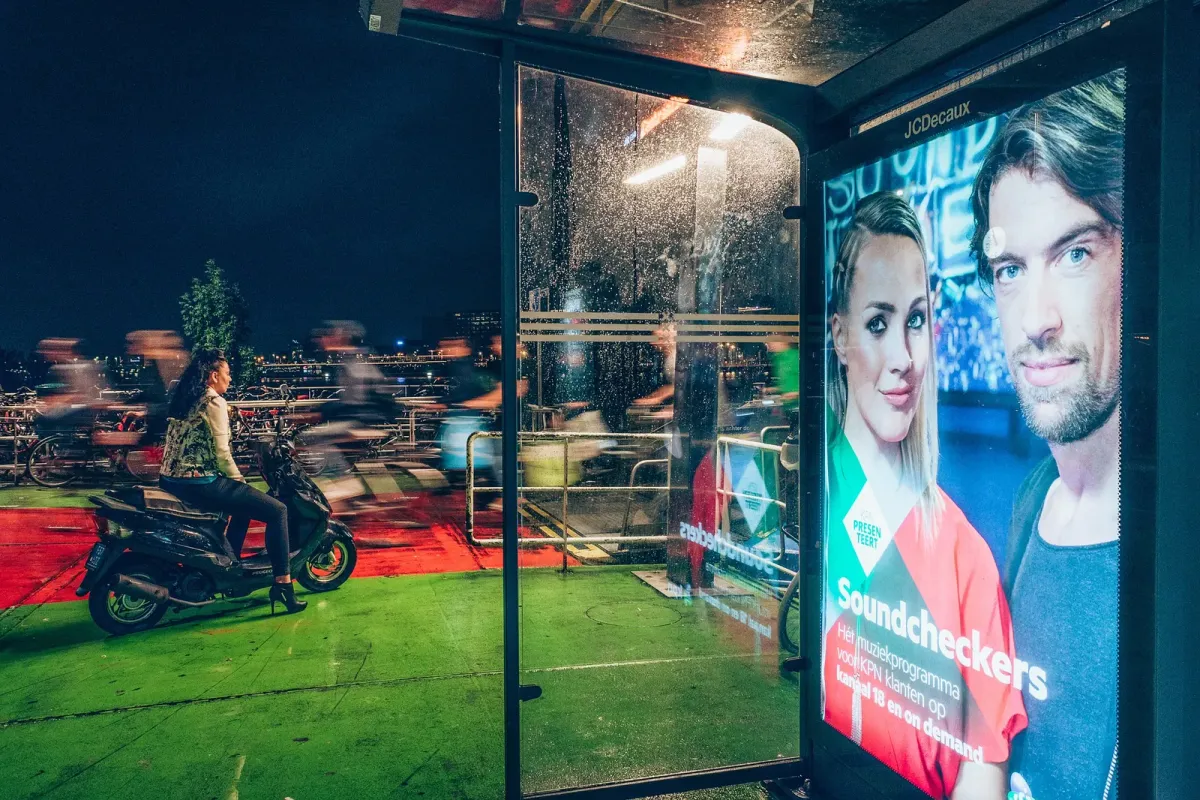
[179,260,259,386]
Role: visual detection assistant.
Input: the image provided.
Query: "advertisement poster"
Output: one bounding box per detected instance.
[821,72,1124,800]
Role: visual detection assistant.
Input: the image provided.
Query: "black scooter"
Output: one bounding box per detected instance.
[77,437,357,635]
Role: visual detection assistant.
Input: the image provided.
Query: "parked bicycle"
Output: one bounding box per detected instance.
[26,409,162,487]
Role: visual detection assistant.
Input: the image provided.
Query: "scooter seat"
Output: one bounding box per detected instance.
[139,487,225,522]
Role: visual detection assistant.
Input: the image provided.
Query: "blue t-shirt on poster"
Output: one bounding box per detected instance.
[1008,518,1119,800]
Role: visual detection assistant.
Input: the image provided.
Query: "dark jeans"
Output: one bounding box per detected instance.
[167,477,291,578]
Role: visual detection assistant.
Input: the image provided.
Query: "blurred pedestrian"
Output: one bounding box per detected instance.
[36,338,105,434]
[306,321,390,505]
[127,330,187,438]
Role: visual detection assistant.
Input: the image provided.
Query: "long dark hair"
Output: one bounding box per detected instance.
[167,349,226,419]
[971,71,1125,289]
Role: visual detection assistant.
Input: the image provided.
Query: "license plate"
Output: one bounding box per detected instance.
[85,542,108,570]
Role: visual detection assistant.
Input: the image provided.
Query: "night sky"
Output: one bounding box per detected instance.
[0,0,500,355]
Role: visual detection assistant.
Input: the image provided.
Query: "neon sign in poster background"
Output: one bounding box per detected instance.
[821,71,1124,800]
[824,115,1010,396]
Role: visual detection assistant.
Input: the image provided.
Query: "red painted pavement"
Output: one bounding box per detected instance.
[0,493,567,609]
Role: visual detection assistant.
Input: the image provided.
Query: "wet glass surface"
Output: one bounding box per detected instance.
[519,0,973,84]
[514,67,802,793]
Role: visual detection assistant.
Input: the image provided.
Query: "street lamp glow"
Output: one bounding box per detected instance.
[396,339,405,348]
[624,155,686,185]
[710,113,751,141]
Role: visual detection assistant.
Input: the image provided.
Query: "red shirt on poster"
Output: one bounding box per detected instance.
[823,490,1027,797]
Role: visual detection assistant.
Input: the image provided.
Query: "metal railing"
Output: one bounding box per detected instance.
[715,435,786,526]
[758,425,790,446]
[228,398,451,453]
[0,388,454,481]
[714,434,790,560]
[464,428,798,580]
[0,404,39,482]
[713,434,800,577]
[465,431,673,566]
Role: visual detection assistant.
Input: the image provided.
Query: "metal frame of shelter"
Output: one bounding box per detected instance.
[361,1,1198,797]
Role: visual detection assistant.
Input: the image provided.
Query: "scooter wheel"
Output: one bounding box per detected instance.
[297,530,357,593]
[88,558,170,635]
[777,573,802,656]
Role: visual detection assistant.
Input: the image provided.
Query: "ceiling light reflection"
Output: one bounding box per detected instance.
[624,155,686,185]
[710,113,752,141]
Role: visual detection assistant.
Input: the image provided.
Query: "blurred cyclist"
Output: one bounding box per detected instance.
[764,338,799,412]
[442,337,495,407]
[305,321,392,505]
[126,330,187,439]
[35,338,106,436]
[630,322,675,422]
[436,337,498,494]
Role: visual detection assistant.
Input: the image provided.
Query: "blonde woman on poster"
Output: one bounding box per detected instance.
[822,192,1026,799]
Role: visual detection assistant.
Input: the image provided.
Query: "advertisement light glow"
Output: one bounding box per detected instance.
[821,71,1125,800]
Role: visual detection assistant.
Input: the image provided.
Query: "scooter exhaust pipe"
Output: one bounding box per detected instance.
[112,574,214,608]
[114,574,170,604]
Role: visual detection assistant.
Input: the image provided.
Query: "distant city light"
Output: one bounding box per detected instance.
[710,113,751,141]
[624,155,686,185]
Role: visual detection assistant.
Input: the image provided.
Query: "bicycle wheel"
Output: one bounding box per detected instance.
[297,449,328,476]
[124,447,163,485]
[27,436,82,487]
[777,572,802,655]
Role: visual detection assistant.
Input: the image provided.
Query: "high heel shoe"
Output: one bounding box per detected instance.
[269,582,307,615]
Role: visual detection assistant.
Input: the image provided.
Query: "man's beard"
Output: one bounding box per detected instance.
[1010,341,1119,445]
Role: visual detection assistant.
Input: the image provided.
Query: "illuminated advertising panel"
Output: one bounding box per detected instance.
[821,71,1124,800]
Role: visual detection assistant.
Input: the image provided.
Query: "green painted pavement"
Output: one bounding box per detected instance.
[0,568,800,799]
[0,486,97,509]
[0,481,273,510]
[3,680,504,799]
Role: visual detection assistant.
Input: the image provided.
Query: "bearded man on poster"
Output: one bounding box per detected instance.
[970,71,1125,800]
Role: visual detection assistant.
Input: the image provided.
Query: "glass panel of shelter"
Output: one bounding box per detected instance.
[518,0,974,85]
[506,66,803,793]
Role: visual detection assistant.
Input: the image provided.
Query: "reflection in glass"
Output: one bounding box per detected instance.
[519,0,973,84]
[512,67,802,792]
[403,0,503,21]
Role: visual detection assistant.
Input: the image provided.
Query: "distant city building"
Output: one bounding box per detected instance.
[423,310,500,352]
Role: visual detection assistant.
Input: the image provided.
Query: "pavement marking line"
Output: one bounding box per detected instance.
[0,549,89,637]
[521,502,609,560]
[537,524,607,562]
[526,652,758,674]
[516,505,547,528]
[1,654,765,728]
[225,754,246,800]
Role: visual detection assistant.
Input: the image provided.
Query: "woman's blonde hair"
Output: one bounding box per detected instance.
[829,192,941,542]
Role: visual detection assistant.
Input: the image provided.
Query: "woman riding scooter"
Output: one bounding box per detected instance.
[158,349,306,615]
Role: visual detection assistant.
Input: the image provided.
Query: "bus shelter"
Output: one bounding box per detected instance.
[360,1,1197,798]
